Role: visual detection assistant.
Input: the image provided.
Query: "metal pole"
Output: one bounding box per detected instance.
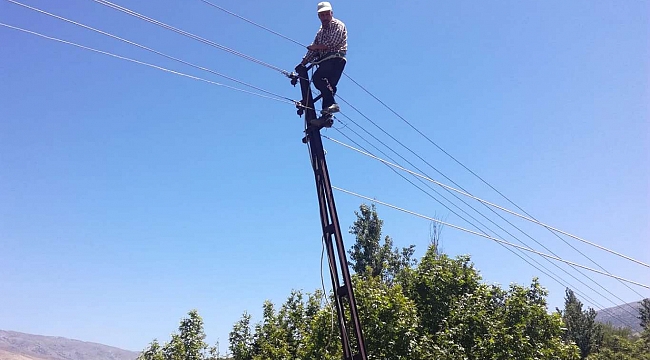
[292,65,368,360]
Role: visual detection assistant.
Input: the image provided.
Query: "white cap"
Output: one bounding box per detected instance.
[317,2,332,13]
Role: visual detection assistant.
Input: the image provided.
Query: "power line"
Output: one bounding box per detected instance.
[338,85,648,315]
[185,0,650,310]
[91,0,293,76]
[45,0,643,314]
[332,120,635,326]
[0,23,298,106]
[332,186,649,290]
[195,0,648,299]
[197,0,307,48]
[191,0,647,313]
[331,117,640,327]
[343,74,648,302]
[342,78,648,313]
[323,128,635,316]
[7,0,639,318]
[323,133,650,270]
[3,0,301,106]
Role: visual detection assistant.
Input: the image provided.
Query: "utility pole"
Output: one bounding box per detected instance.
[291,64,368,360]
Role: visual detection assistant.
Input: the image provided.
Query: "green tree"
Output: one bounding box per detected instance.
[226,205,582,360]
[250,301,290,360]
[491,280,579,360]
[179,310,209,360]
[561,288,604,359]
[639,298,650,330]
[137,339,164,360]
[229,291,336,360]
[229,312,253,360]
[162,334,185,360]
[139,310,222,360]
[587,323,650,360]
[348,204,415,283]
[353,275,423,359]
[404,246,482,335]
[300,299,341,360]
[405,247,578,360]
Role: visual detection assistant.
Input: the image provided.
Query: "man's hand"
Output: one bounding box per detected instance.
[307,44,328,51]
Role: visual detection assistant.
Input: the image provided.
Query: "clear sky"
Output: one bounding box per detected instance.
[1,0,648,353]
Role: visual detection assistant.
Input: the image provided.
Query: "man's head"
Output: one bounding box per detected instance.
[317,2,333,25]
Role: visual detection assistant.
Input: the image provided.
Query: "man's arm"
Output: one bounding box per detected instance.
[301,31,321,65]
[308,44,329,51]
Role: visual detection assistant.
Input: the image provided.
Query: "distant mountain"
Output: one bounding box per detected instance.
[595,300,645,333]
[0,330,138,360]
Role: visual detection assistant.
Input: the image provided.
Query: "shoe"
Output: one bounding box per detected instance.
[310,118,326,127]
[321,103,340,114]
[309,115,334,128]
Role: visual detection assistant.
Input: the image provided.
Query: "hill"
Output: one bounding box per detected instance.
[595,300,645,333]
[0,330,137,360]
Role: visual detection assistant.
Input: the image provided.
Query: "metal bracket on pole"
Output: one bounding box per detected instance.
[292,64,368,360]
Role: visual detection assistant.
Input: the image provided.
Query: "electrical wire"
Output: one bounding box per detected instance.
[101,0,645,318]
[325,129,646,319]
[0,23,298,106]
[331,118,638,327]
[320,236,336,354]
[197,0,308,48]
[3,0,301,106]
[91,0,294,76]
[8,0,639,325]
[324,133,650,269]
[342,72,648,301]
[337,97,648,317]
[196,0,648,299]
[115,0,645,321]
[82,0,645,313]
[332,186,649,289]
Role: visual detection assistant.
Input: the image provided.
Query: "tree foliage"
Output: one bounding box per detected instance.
[403,247,578,360]
[348,204,415,283]
[639,298,650,330]
[138,310,223,360]
[560,289,604,359]
[226,205,582,360]
[142,204,650,359]
[587,323,650,360]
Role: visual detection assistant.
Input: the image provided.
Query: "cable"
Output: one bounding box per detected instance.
[190,0,648,302]
[197,0,307,48]
[332,186,649,289]
[0,23,297,106]
[339,97,648,320]
[3,0,301,106]
[342,72,647,300]
[335,104,647,317]
[320,236,330,305]
[326,130,646,319]
[323,133,650,269]
[91,0,293,76]
[332,119,638,327]
[320,236,336,353]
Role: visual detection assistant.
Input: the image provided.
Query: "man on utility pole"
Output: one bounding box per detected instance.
[300,2,347,122]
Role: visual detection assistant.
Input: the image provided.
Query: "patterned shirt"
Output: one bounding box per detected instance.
[303,18,347,63]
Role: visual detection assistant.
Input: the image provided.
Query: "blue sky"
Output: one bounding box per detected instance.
[1,0,648,353]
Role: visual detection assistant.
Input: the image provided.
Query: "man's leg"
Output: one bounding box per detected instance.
[313,60,337,110]
[327,58,346,100]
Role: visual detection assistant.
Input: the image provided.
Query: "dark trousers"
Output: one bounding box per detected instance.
[313,58,346,110]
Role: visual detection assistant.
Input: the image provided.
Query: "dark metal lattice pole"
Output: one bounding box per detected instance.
[292,65,368,360]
